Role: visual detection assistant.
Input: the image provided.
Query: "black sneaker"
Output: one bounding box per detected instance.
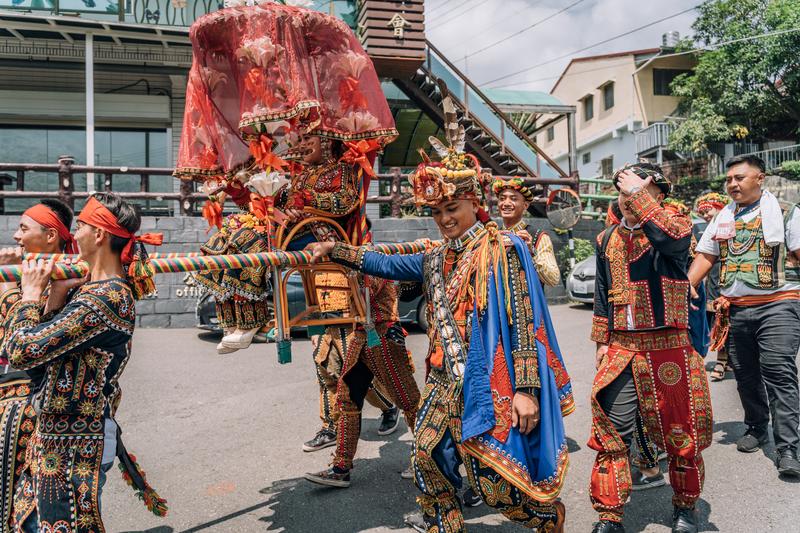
[304,467,351,488]
[736,427,768,453]
[302,429,336,452]
[378,406,400,436]
[462,486,483,507]
[631,468,666,491]
[777,448,800,477]
[592,520,625,533]
[672,506,697,533]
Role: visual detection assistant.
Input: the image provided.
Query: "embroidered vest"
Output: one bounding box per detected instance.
[719,208,800,289]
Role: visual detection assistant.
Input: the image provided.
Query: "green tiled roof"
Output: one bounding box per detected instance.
[481,88,563,107]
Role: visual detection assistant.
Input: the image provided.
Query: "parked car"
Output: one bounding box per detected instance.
[196,273,427,333]
[566,254,596,305]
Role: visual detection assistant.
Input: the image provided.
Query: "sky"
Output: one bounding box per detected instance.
[424,0,700,94]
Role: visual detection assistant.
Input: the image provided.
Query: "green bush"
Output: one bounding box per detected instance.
[556,237,594,282]
[775,160,800,181]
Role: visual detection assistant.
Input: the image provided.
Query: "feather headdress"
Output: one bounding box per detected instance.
[408,80,484,207]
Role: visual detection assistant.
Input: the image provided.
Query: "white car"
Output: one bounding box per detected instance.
[566,254,596,305]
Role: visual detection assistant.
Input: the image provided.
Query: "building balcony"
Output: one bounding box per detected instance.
[635,121,676,157]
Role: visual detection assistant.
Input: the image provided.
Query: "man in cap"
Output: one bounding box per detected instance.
[589,163,712,533]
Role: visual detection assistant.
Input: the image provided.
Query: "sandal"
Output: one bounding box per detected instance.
[710,362,725,381]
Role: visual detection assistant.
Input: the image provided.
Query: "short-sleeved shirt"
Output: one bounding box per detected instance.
[695,205,800,297]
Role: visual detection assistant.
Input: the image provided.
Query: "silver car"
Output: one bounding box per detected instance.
[566,254,596,305]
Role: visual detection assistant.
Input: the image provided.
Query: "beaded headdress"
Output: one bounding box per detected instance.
[696,192,727,214]
[663,197,690,215]
[408,88,484,207]
[491,177,533,202]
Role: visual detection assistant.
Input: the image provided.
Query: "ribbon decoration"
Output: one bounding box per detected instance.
[244,68,275,107]
[341,139,380,245]
[249,134,287,172]
[341,139,379,178]
[249,194,277,249]
[202,200,223,232]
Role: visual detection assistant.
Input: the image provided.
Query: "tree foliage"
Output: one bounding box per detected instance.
[669,0,800,152]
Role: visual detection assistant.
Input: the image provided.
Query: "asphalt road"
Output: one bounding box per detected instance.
[102,304,800,532]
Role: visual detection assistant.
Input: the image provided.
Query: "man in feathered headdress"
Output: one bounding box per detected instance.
[306,93,573,533]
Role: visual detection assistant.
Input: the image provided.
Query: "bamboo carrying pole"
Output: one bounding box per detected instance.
[3,240,442,282]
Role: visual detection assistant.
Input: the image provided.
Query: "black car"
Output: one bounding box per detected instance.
[196,273,427,333]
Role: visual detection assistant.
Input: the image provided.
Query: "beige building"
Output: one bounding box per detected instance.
[540,43,697,178]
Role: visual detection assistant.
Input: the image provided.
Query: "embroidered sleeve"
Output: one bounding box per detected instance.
[625,190,691,259]
[307,164,360,216]
[591,233,610,344]
[0,286,21,354]
[533,233,561,287]
[0,299,110,371]
[507,248,540,389]
[330,242,425,282]
[591,316,610,344]
[0,286,21,317]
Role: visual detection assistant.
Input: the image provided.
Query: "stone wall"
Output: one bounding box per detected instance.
[0,215,604,327]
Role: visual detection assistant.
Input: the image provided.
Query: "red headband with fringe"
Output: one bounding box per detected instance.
[77,197,163,263]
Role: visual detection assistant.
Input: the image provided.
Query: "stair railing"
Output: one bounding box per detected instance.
[424,40,569,180]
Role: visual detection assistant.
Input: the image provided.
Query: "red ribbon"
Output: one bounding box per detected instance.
[244,68,273,106]
[249,135,287,172]
[249,195,274,220]
[202,200,223,232]
[341,139,379,178]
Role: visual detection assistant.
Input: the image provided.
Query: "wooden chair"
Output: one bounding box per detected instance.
[270,216,368,363]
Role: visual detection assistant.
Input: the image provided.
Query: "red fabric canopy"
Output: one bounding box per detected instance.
[175,4,397,182]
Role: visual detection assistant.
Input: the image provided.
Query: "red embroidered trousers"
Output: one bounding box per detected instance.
[588,330,713,522]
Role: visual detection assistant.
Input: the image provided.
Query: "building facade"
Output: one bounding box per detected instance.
[541,40,697,179]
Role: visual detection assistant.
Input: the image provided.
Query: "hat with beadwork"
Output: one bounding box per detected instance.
[491,177,533,202]
[663,197,690,215]
[612,163,671,197]
[408,90,484,207]
[695,191,727,214]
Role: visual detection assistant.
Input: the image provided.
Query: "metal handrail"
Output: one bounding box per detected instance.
[738,144,800,171]
[425,40,569,179]
[0,158,572,216]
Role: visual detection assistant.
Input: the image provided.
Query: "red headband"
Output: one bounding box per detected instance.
[77,197,163,263]
[23,204,78,254]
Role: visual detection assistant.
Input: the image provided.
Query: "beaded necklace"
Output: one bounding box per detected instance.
[728,202,761,256]
[508,220,527,233]
[447,221,485,252]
